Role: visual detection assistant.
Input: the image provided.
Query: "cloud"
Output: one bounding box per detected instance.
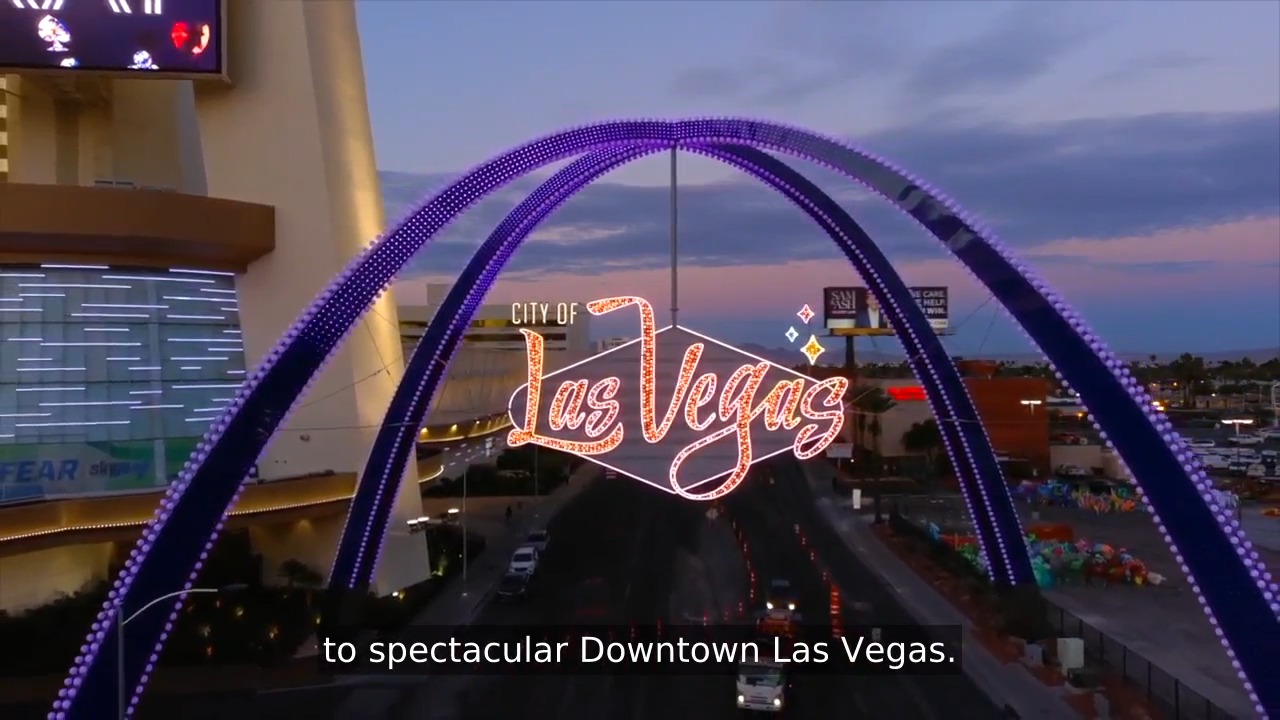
[667,4,1091,109]
[900,5,1091,103]
[1093,51,1208,85]
[392,217,1278,353]
[666,4,908,107]
[385,109,1280,280]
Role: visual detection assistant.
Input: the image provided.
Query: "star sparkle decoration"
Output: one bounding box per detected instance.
[796,304,815,325]
[785,326,799,343]
[801,334,826,365]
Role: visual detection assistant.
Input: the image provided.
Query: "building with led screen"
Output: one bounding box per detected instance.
[0,2,450,610]
[0,0,224,77]
[397,282,591,430]
[0,264,246,502]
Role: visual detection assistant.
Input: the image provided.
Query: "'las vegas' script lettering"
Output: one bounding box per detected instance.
[508,296,849,500]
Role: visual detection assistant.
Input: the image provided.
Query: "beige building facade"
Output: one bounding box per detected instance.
[398,282,594,426]
[0,1,444,607]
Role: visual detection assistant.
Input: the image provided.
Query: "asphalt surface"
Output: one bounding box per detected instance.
[421,464,1001,720]
[742,463,1001,720]
[84,462,1004,719]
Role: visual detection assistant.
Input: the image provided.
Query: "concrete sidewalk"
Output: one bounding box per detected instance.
[800,460,1079,720]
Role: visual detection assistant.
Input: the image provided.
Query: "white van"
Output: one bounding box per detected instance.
[736,643,788,713]
[1199,454,1230,471]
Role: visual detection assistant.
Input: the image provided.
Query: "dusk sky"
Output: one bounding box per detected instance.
[356,1,1280,356]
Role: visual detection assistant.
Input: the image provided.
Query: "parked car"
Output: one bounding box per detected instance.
[508,545,539,576]
[1055,464,1091,478]
[525,529,550,553]
[496,572,531,603]
[1229,434,1264,446]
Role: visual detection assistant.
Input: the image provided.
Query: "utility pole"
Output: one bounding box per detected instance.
[669,147,679,328]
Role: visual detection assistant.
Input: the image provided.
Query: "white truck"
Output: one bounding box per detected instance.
[736,643,788,713]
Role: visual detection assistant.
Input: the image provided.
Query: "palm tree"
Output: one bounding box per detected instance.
[901,418,944,488]
[1169,353,1208,407]
[852,386,897,523]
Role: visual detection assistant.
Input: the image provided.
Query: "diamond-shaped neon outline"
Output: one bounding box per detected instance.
[507,325,842,496]
[796,304,815,324]
[785,326,799,343]
[801,334,825,365]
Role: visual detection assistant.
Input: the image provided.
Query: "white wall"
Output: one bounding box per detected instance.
[249,514,346,587]
[193,0,422,594]
[399,285,594,426]
[1050,444,1107,471]
[0,542,112,612]
[2,76,204,191]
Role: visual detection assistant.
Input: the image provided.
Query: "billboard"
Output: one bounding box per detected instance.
[822,286,949,335]
[0,438,196,504]
[507,296,850,502]
[0,0,224,77]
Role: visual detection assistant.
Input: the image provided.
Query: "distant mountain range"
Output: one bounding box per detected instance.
[732,343,1280,367]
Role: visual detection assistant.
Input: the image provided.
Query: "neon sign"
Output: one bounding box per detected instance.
[888,386,927,401]
[510,301,580,326]
[507,297,850,501]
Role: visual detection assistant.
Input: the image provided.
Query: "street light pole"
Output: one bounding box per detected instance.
[461,464,469,595]
[116,585,244,720]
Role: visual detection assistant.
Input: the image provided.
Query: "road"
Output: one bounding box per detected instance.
[424,433,510,480]
[407,462,1000,719]
[116,459,1003,719]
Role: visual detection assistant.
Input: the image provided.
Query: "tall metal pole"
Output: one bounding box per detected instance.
[669,147,679,328]
[461,466,468,595]
[117,610,125,720]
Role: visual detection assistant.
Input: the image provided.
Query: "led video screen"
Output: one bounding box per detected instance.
[0,0,223,76]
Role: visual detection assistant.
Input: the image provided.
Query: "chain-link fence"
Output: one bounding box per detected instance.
[1047,602,1236,720]
[888,501,1238,720]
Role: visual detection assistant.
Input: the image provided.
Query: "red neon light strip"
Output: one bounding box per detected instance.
[888,386,927,401]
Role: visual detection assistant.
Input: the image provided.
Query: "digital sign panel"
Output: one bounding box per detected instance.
[0,0,224,77]
[507,296,850,502]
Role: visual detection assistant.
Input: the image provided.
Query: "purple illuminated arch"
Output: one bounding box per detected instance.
[331,143,1030,593]
[54,119,1278,719]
